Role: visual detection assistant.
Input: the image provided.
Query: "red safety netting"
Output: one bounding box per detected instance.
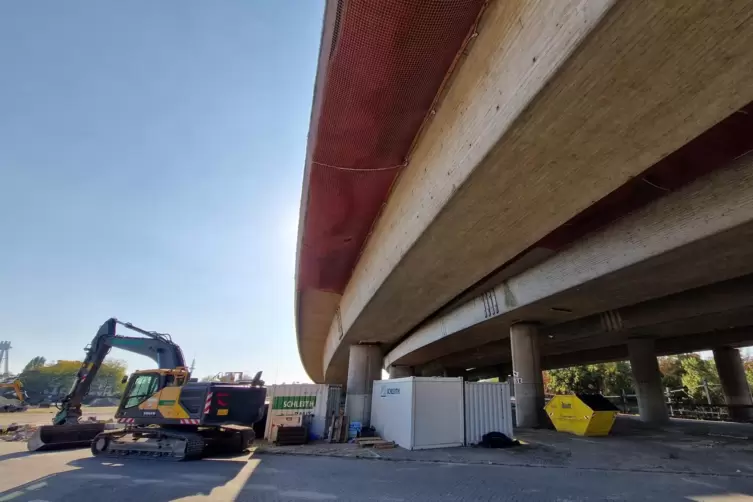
[299,0,485,293]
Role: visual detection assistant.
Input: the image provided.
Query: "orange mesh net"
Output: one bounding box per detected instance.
[300,0,485,293]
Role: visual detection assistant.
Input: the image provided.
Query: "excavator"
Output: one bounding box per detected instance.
[28,318,266,460]
[0,379,26,412]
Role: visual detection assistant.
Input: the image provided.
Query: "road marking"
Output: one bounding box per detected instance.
[278,490,338,500]
[681,477,722,490]
[689,496,753,501]
[172,459,261,501]
[73,473,127,480]
[26,482,48,491]
[245,484,278,491]
[180,474,228,482]
[0,491,24,502]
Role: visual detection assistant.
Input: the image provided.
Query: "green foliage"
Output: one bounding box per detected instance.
[545,362,633,395]
[741,353,753,390]
[658,356,684,390]
[22,356,46,373]
[18,359,128,397]
[679,354,723,402]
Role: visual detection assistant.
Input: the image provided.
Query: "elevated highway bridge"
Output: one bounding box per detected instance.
[296,0,753,427]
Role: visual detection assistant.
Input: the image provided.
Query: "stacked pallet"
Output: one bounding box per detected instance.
[355,436,395,449]
[328,412,349,443]
[275,426,308,446]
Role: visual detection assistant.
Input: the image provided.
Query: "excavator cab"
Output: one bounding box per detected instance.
[114,368,194,423]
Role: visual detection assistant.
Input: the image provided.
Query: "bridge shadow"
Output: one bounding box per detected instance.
[0,455,250,501]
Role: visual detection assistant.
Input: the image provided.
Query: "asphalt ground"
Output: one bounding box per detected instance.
[2,441,753,501]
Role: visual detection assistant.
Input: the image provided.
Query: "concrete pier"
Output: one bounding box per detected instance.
[713,346,753,422]
[510,323,545,428]
[628,338,669,424]
[345,344,382,427]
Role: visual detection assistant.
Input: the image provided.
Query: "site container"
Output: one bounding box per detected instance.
[371,377,464,450]
[263,384,342,440]
[545,394,619,436]
[464,381,513,444]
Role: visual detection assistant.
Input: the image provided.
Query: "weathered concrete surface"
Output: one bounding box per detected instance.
[385,151,753,369]
[629,338,670,424]
[344,344,381,427]
[715,347,753,422]
[313,0,753,384]
[388,365,413,379]
[510,323,545,428]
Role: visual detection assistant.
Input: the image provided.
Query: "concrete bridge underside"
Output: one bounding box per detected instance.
[295,0,753,427]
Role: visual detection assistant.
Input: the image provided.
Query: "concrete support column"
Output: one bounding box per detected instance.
[345,344,382,427]
[388,365,413,379]
[713,346,753,422]
[418,362,444,377]
[510,323,545,428]
[496,364,511,382]
[628,338,669,424]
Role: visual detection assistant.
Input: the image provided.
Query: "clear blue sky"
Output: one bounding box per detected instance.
[0,1,323,383]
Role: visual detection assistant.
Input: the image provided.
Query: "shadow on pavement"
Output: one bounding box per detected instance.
[0,450,35,462]
[0,456,249,501]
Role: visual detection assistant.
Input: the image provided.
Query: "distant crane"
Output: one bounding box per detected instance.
[0,341,11,377]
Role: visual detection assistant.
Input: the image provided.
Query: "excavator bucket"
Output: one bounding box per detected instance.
[27,423,105,452]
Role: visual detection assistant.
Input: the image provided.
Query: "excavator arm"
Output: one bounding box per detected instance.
[0,380,24,402]
[53,318,186,425]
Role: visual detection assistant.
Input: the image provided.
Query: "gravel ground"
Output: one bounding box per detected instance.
[2,442,753,501]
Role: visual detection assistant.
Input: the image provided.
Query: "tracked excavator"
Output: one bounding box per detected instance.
[0,379,26,411]
[28,318,266,460]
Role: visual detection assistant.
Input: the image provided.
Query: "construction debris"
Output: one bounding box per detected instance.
[0,396,25,412]
[1,424,38,442]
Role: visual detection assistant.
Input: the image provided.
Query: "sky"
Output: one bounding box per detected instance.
[0,1,324,383]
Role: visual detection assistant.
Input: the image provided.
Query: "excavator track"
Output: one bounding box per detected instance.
[91,427,205,461]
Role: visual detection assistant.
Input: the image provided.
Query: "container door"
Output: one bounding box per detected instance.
[464,381,513,445]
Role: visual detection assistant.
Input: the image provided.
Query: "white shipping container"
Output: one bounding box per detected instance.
[371,377,464,450]
[264,384,341,440]
[464,381,513,444]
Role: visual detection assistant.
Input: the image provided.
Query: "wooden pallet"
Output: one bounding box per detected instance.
[357,438,395,449]
[328,413,349,443]
[354,436,381,444]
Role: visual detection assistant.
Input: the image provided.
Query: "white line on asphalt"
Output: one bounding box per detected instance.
[0,491,24,502]
[278,490,338,500]
[244,484,278,491]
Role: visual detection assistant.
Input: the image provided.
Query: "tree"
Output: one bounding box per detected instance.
[680,354,723,403]
[22,356,46,373]
[546,365,602,394]
[600,361,633,396]
[658,355,684,390]
[19,359,128,398]
[545,362,633,396]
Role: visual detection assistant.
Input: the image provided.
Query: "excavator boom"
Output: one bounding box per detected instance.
[28,318,186,451]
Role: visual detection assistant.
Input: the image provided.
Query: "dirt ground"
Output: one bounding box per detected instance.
[0,406,117,426]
